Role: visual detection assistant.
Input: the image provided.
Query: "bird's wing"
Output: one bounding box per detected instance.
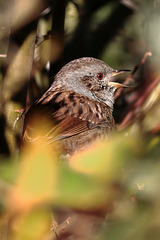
[23,90,108,144]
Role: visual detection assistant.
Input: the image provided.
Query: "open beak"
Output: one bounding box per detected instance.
[108,69,131,88]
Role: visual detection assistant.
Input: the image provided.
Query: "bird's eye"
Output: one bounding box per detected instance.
[97,73,103,80]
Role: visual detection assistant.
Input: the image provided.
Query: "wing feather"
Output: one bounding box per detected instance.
[23,90,105,144]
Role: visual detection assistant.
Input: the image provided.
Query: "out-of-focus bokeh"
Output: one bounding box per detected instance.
[0,0,160,239]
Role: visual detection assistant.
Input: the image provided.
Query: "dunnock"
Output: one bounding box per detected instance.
[22,57,130,155]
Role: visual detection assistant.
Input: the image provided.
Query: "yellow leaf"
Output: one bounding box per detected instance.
[70,133,140,181]
[8,139,58,212]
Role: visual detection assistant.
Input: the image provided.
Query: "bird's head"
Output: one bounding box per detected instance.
[53,57,130,109]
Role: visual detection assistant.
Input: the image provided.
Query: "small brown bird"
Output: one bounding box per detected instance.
[23,57,129,155]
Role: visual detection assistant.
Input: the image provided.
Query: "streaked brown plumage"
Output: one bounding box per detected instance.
[23,57,129,155]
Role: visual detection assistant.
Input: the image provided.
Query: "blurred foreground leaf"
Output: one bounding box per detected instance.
[10,208,51,240]
[0,129,160,239]
[7,141,58,212]
[69,133,142,180]
[55,166,114,210]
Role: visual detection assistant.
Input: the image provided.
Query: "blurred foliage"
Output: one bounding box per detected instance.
[0,0,160,239]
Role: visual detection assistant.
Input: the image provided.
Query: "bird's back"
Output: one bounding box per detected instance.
[22,90,115,155]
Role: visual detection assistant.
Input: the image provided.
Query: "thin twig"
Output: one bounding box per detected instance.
[0,54,7,58]
[115,51,152,100]
[118,74,160,130]
[51,217,72,240]
[147,123,160,136]
[120,0,139,11]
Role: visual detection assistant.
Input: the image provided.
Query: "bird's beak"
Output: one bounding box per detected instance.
[108,69,131,88]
